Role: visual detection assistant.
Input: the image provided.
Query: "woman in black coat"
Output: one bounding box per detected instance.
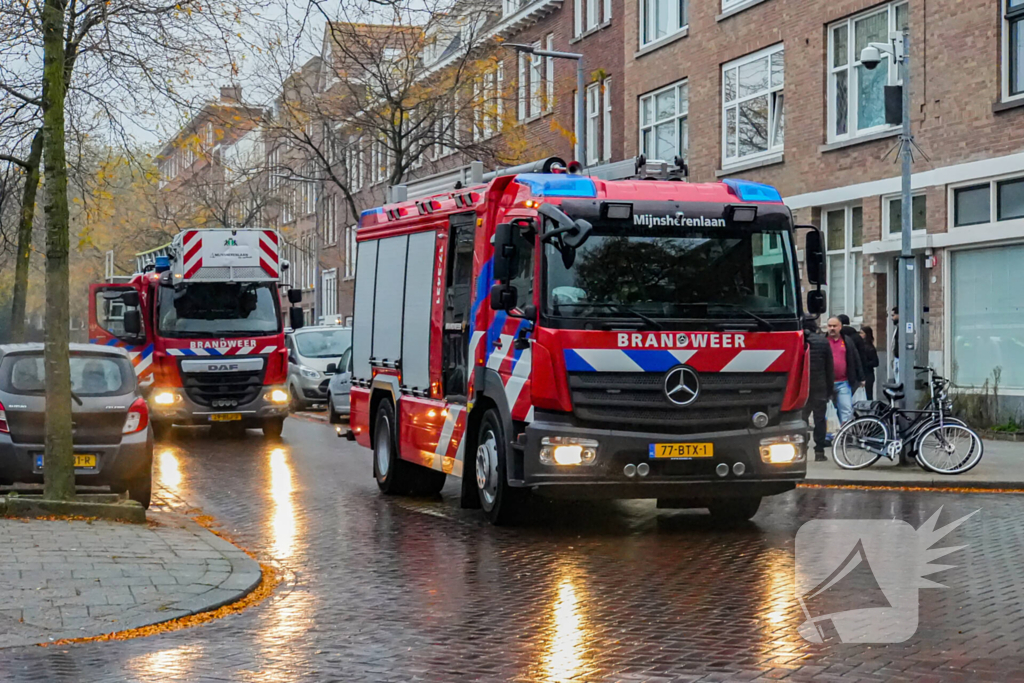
[860,326,880,400]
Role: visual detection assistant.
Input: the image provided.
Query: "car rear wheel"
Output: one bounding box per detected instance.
[328,397,340,424]
[127,472,152,509]
[262,418,285,439]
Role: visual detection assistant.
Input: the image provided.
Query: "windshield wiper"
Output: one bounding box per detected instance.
[587,303,665,330]
[696,303,776,331]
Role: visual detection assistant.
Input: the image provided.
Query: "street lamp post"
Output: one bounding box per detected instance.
[861,28,915,411]
[505,43,586,167]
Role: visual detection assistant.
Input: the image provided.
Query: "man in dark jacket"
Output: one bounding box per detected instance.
[826,316,865,425]
[837,314,870,371]
[804,320,834,461]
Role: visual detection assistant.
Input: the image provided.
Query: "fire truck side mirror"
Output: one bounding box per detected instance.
[122,309,142,337]
[490,283,518,311]
[289,307,305,330]
[801,227,827,286]
[492,223,519,282]
[806,290,827,316]
[121,290,140,308]
[287,288,303,304]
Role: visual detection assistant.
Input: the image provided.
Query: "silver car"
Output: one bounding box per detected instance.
[327,347,352,423]
[0,343,153,508]
[285,326,352,411]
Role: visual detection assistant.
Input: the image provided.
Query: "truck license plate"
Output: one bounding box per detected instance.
[35,454,98,469]
[210,413,242,422]
[649,443,714,459]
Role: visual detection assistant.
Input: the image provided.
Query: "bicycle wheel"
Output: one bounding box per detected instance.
[832,417,888,470]
[911,417,967,467]
[917,424,984,474]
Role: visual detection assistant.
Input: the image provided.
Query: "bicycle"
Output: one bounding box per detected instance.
[831,366,983,474]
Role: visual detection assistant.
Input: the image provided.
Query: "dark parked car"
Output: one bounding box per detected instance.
[0,343,154,507]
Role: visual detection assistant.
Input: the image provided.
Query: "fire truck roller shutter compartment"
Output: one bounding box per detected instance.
[401,231,436,393]
[352,240,378,382]
[372,236,409,366]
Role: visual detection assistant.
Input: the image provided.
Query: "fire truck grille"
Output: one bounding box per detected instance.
[568,372,790,433]
[181,369,266,408]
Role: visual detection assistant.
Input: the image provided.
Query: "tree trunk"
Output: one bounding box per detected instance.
[40,0,74,501]
[10,129,43,343]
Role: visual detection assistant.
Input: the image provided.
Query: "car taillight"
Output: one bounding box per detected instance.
[123,397,149,434]
[0,399,8,434]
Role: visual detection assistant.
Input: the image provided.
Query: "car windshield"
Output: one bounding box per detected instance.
[1,355,133,396]
[545,221,798,321]
[158,282,280,338]
[294,329,352,358]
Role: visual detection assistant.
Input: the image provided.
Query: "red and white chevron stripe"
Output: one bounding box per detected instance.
[182,230,203,279]
[259,230,279,278]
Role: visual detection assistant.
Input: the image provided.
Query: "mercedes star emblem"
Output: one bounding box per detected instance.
[663,366,700,406]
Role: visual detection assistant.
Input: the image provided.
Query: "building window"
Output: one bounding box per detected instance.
[530,41,543,115]
[323,194,337,245]
[722,44,783,167]
[954,184,991,227]
[640,80,687,162]
[952,174,1024,227]
[824,205,864,320]
[372,137,390,184]
[883,193,926,237]
[586,82,599,165]
[345,139,363,192]
[345,224,357,279]
[518,39,551,120]
[603,78,612,161]
[322,269,338,318]
[575,0,599,36]
[828,2,907,142]
[1006,0,1024,100]
[951,244,1024,389]
[545,35,554,112]
[640,0,687,48]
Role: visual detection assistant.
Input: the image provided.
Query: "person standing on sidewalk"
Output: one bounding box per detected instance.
[890,307,900,383]
[826,316,864,424]
[804,319,834,462]
[859,326,880,400]
[837,314,870,380]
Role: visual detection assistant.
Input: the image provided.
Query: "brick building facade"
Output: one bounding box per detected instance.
[623,0,1024,399]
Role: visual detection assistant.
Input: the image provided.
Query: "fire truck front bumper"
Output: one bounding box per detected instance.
[519,412,807,500]
[147,386,291,426]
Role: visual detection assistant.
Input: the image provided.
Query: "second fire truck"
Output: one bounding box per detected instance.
[349,160,827,524]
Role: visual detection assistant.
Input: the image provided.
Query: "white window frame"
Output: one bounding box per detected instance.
[518,51,527,120]
[639,0,688,49]
[545,35,554,112]
[827,2,907,143]
[881,192,928,240]
[529,41,542,116]
[345,224,357,280]
[948,171,1024,229]
[639,78,688,163]
[585,82,600,166]
[321,269,338,318]
[574,0,599,36]
[372,137,390,184]
[1004,0,1024,103]
[823,204,865,322]
[323,193,337,245]
[345,139,363,192]
[721,43,784,168]
[603,78,612,162]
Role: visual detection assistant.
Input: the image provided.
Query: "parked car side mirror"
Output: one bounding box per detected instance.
[288,351,298,365]
[326,362,338,374]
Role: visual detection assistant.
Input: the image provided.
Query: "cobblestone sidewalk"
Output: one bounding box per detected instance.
[0,512,261,648]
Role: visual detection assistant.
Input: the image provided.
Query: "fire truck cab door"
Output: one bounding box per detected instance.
[442,213,475,400]
[89,284,145,345]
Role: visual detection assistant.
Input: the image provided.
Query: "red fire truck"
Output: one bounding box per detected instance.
[349,160,827,524]
[89,228,295,438]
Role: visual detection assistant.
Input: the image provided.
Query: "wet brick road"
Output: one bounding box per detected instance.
[2,418,1024,682]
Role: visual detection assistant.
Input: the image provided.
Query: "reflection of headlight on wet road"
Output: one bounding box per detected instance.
[270,447,296,560]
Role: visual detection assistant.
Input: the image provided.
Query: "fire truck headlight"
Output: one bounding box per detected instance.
[540,437,598,466]
[759,435,804,464]
[153,391,177,406]
[267,388,289,404]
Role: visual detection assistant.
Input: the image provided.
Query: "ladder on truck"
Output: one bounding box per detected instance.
[389,154,688,203]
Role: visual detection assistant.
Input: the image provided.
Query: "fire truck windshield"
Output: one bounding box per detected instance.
[544,223,798,323]
[157,282,281,338]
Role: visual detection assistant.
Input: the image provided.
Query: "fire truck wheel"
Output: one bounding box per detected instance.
[262,418,285,439]
[475,409,522,525]
[373,401,411,494]
[707,496,762,524]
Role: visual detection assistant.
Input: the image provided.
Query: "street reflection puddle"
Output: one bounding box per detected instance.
[128,643,203,677]
[270,447,296,560]
[756,547,797,650]
[541,564,593,681]
[157,450,182,491]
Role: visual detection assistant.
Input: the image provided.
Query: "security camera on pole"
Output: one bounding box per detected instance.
[861,27,916,413]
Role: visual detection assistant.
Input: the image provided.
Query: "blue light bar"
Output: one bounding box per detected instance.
[154,256,170,273]
[723,178,783,203]
[359,207,385,226]
[515,174,597,198]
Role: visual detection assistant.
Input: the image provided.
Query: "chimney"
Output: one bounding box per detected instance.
[220,86,242,104]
